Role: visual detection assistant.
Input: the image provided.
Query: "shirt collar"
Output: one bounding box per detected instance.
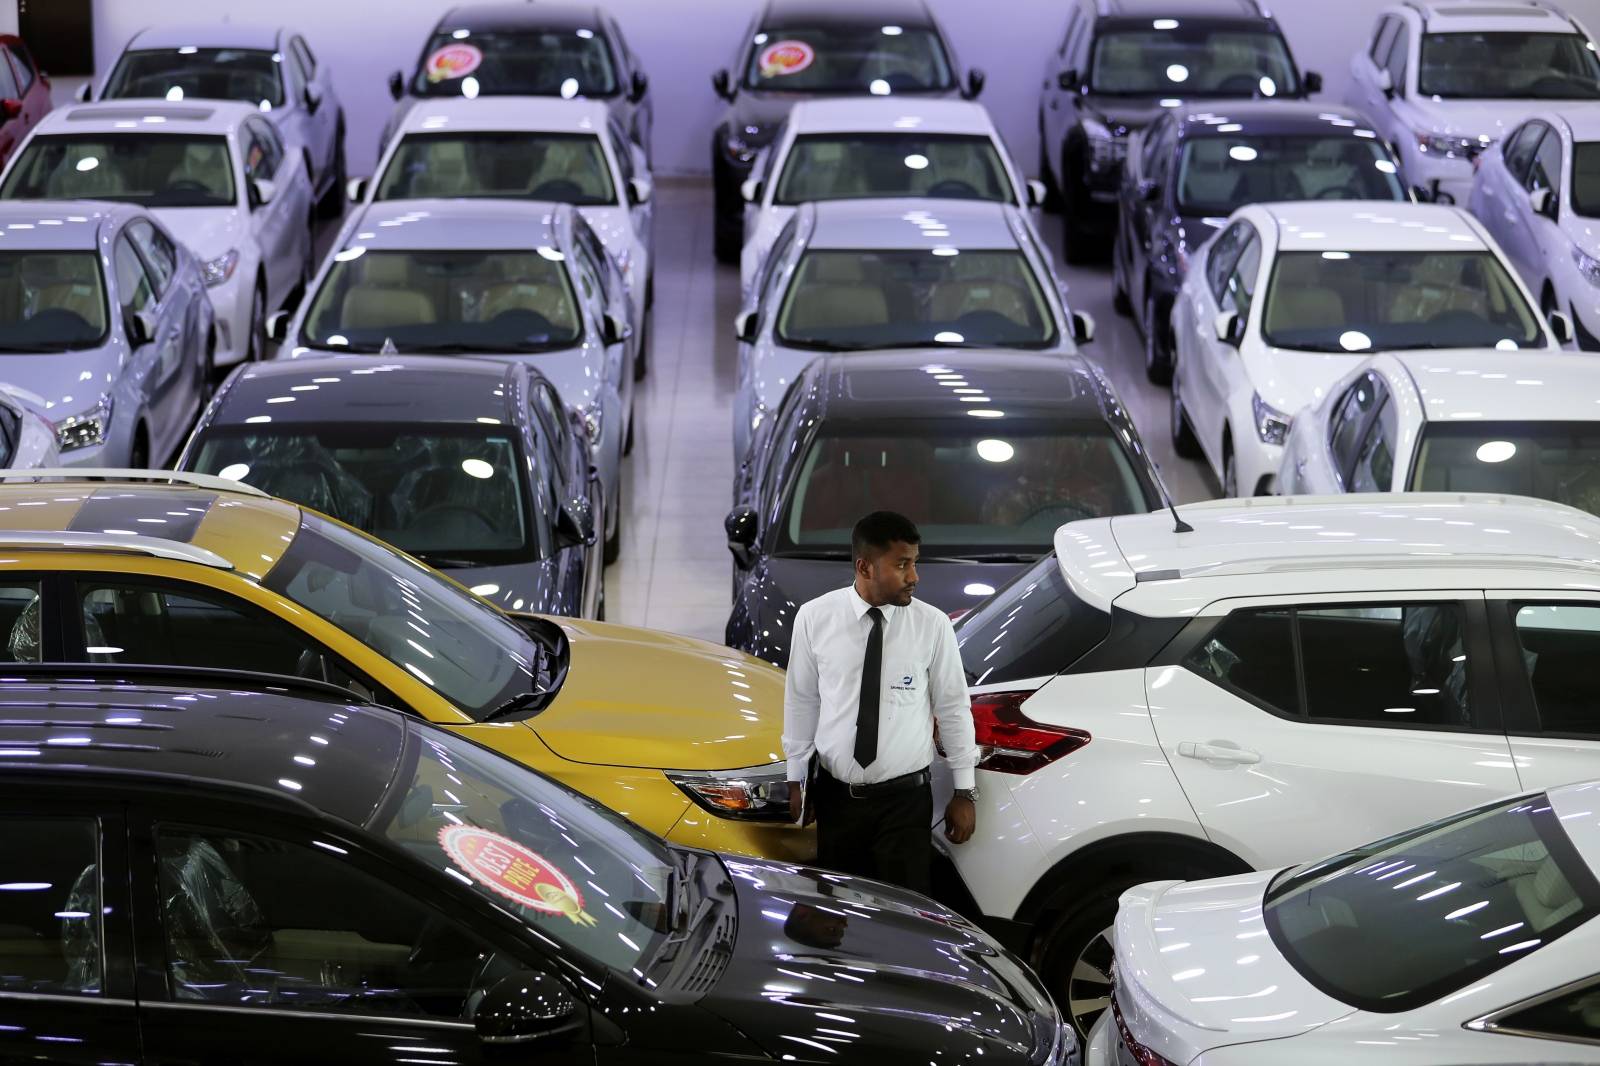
[848,586,898,624]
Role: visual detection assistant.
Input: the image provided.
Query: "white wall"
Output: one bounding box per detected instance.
[92,0,1600,178]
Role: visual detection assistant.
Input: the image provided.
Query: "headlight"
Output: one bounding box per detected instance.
[582,402,603,451]
[723,126,760,165]
[201,248,240,288]
[1414,130,1490,160]
[749,402,767,435]
[1574,245,1600,288]
[1252,392,1290,446]
[667,762,793,821]
[54,396,112,452]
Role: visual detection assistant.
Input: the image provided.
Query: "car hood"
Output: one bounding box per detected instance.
[1396,97,1540,144]
[705,854,1059,1063]
[0,346,121,418]
[153,206,246,262]
[441,559,566,617]
[1247,345,1369,417]
[533,616,786,770]
[1114,873,1355,1063]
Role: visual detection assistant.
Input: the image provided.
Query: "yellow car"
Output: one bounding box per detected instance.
[0,471,811,862]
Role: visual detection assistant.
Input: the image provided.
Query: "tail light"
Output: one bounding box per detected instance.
[971,691,1090,775]
[948,608,970,622]
[1112,995,1178,1066]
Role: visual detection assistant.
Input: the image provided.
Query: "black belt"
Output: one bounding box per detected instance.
[825,767,930,799]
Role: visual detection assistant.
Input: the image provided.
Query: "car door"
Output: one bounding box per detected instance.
[1311,370,1390,493]
[1145,592,1522,868]
[1192,224,1261,472]
[606,116,651,299]
[1374,19,1413,154]
[1487,596,1600,793]
[241,117,307,306]
[0,800,140,1064]
[607,16,650,158]
[1518,124,1566,295]
[1477,121,1545,276]
[128,804,591,1066]
[1125,115,1174,318]
[112,228,179,457]
[291,35,337,181]
[125,217,200,456]
[1350,16,1399,135]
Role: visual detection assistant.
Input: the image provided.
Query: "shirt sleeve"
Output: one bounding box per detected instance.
[783,603,821,782]
[929,613,978,790]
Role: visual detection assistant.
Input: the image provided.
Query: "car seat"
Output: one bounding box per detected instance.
[164,142,227,200]
[340,256,436,330]
[408,139,474,198]
[1512,852,1586,932]
[1264,285,1346,336]
[158,835,272,1000]
[6,595,108,662]
[35,281,106,333]
[526,140,606,202]
[478,279,580,335]
[928,278,1032,327]
[45,145,128,199]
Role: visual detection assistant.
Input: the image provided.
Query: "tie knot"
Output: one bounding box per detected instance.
[866,607,883,624]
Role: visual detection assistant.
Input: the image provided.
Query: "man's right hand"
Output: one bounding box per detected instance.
[788,784,813,826]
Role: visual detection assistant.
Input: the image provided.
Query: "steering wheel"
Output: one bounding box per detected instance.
[164,179,211,194]
[1315,184,1362,200]
[531,179,585,202]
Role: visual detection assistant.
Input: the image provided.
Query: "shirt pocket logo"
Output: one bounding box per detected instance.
[888,666,920,699]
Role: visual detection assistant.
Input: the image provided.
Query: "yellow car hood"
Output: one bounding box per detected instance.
[530,616,787,771]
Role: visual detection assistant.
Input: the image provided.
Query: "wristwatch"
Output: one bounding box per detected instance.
[954,787,979,802]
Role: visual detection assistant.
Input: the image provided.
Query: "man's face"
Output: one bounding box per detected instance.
[857,540,919,606]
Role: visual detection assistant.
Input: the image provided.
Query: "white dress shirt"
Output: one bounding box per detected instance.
[784,585,978,790]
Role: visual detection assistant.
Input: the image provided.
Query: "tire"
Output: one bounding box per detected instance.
[1170,375,1201,458]
[1143,291,1173,385]
[128,428,150,471]
[317,119,347,220]
[246,280,267,363]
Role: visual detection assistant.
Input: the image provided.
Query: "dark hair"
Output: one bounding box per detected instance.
[852,511,921,561]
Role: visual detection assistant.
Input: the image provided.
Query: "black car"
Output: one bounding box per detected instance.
[0,665,1075,1065]
[725,351,1162,667]
[178,355,603,620]
[1113,101,1409,383]
[709,0,983,263]
[1039,0,1321,262]
[381,2,652,161]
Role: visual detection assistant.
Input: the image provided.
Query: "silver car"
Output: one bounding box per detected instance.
[273,198,637,562]
[87,22,347,217]
[0,201,214,468]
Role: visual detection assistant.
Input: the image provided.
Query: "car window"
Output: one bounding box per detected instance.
[1,46,27,99]
[1511,603,1600,736]
[1493,978,1600,1044]
[1219,231,1260,318]
[0,251,109,350]
[1090,27,1299,96]
[3,133,238,208]
[1186,608,1299,714]
[103,48,283,108]
[740,25,954,94]
[1139,115,1170,177]
[1410,422,1600,514]
[1384,21,1410,91]
[0,817,102,996]
[1350,396,1395,492]
[152,824,519,1017]
[291,36,315,78]
[1329,373,1383,482]
[374,132,617,206]
[1204,222,1250,302]
[1504,122,1546,186]
[125,219,176,295]
[1176,135,1404,216]
[113,233,156,320]
[531,380,572,463]
[755,215,799,313]
[244,120,282,182]
[572,220,616,306]
[1370,16,1398,63]
[0,50,20,102]
[0,580,42,661]
[1530,128,1563,196]
[1059,8,1081,58]
[569,238,607,316]
[956,553,1114,687]
[410,29,618,97]
[607,121,636,188]
[773,134,1015,206]
[1419,31,1600,100]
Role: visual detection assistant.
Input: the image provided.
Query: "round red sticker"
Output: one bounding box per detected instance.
[439,825,597,926]
[425,43,483,82]
[759,40,815,78]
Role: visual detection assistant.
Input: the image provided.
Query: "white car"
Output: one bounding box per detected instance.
[942,491,1600,1041]
[1280,349,1600,511]
[0,386,57,470]
[1170,201,1557,498]
[0,101,314,366]
[1091,782,1600,1065]
[737,96,1042,296]
[733,197,1091,460]
[1346,0,1600,206]
[1470,109,1600,350]
[356,96,653,354]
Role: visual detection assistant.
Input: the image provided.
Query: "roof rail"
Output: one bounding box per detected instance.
[0,662,374,706]
[0,530,232,569]
[1149,552,1600,583]
[0,468,270,498]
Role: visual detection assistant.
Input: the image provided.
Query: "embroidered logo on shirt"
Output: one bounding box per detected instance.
[891,673,916,691]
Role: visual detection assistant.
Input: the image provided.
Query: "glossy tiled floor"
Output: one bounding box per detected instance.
[602,180,1216,643]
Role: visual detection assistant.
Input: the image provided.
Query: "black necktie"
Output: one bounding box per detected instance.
[854,607,884,769]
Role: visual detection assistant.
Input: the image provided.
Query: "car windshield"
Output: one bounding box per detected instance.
[742,26,954,93]
[375,723,672,977]
[0,134,236,208]
[0,251,109,351]
[1091,28,1298,97]
[1409,421,1600,515]
[301,249,582,354]
[376,132,616,205]
[1176,136,1405,216]
[102,48,284,108]
[192,424,538,568]
[776,249,1058,350]
[776,423,1150,555]
[775,134,1014,205]
[1265,794,1600,1012]
[411,30,617,97]
[1419,32,1600,99]
[1572,143,1600,217]
[1260,251,1542,353]
[262,511,555,719]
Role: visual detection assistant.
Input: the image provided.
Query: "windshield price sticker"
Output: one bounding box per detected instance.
[759,40,815,78]
[425,43,483,82]
[439,825,597,925]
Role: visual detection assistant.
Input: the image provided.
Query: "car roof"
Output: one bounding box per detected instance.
[1254,202,1486,252]
[128,23,284,50]
[438,2,606,33]
[0,677,404,827]
[807,198,1022,250]
[1098,0,1264,20]
[1174,102,1381,138]
[0,203,126,250]
[1547,783,1600,869]
[343,199,568,251]
[762,0,937,29]
[37,101,259,137]
[807,350,1108,422]
[1414,1,1577,34]
[1386,351,1600,423]
[1552,108,1600,142]
[788,97,998,136]
[396,96,611,136]
[206,356,519,427]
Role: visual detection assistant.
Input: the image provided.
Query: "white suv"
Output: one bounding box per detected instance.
[1346,0,1600,205]
[940,492,1600,1041]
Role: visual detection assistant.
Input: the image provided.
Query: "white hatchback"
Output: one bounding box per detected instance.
[737,96,1041,296]
[1280,349,1600,510]
[1170,201,1556,498]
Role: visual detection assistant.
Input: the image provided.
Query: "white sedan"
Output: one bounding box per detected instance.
[1280,349,1600,511]
[738,96,1042,296]
[1171,201,1558,497]
[0,100,314,366]
[1090,781,1600,1064]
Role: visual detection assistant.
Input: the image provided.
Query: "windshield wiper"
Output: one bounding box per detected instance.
[415,554,483,569]
[922,552,1044,563]
[481,690,546,722]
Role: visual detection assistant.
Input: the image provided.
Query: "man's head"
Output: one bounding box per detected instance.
[852,511,920,607]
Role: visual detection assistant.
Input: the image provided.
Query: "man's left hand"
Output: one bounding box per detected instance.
[944,793,975,844]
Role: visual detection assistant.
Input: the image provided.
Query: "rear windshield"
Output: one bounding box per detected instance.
[410,30,617,98]
[954,553,1112,687]
[376,132,616,206]
[1265,794,1600,1013]
[1176,135,1404,216]
[2,134,236,208]
[102,48,284,108]
[1410,421,1600,516]
[775,134,1013,205]
[743,26,953,94]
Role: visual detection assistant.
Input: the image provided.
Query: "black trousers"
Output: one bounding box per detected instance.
[815,770,934,895]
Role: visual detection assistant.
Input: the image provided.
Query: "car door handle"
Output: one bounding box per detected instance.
[1177,741,1261,765]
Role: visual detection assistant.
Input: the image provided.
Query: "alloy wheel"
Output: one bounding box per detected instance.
[1068,925,1115,1038]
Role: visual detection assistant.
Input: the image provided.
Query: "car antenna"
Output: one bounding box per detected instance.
[1151,464,1193,534]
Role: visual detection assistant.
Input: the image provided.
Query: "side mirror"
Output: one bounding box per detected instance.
[304,84,323,113]
[474,971,579,1045]
[0,99,20,120]
[965,68,986,99]
[740,177,762,204]
[630,70,649,102]
[387,70,404,101]
[712,68,734,101]
[734,310,758,344]
[628,177,652,206]
[725,506,759,568]
[555,495,598,547]
[1025,179,1047,208]
[346,176,369,204]
[1138,178,1161,203]
[266,310,291,343]
[1549,310,1575,345]
[1377,68,1395,98]
[1057,68,1079,91]
[1213,310,1241,347]
[127,310,157,347]
[74,82,92,103]
[250,178,277,208]
[601,311,632,346]
[1529,186,1558,220]
[1071,310,1096,345]
[1303,70,1323,95]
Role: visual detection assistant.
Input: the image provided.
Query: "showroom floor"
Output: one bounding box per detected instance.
[599,180,1217,642]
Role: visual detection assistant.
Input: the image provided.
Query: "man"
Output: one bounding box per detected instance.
[783,510,977,895]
